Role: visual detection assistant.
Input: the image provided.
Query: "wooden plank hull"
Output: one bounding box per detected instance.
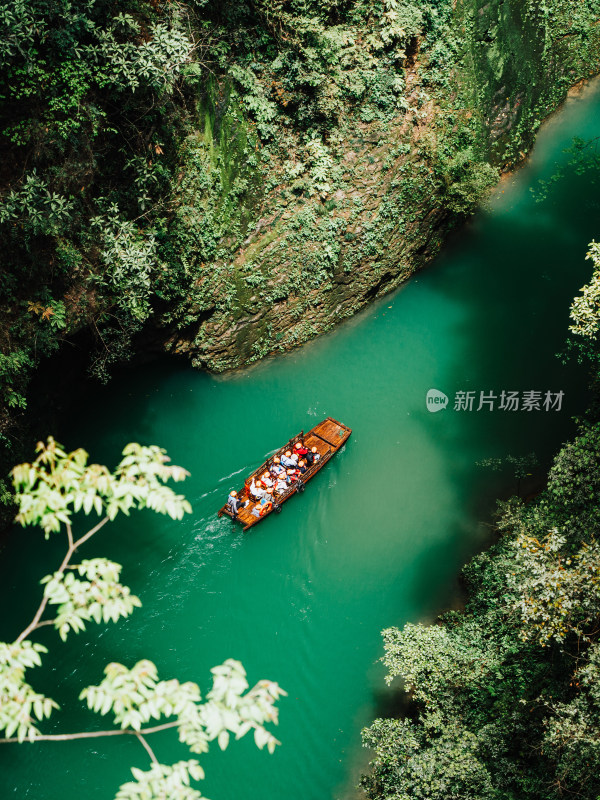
[218,417,352,531]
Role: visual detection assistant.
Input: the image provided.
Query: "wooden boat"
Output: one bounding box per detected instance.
[218,417,352,531]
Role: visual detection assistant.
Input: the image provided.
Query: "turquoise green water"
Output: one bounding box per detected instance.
[3,80,600,799]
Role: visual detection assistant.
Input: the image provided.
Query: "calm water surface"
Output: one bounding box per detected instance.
[3,80,600,800]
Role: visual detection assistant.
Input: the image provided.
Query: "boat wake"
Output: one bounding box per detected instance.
[218,466,247,483]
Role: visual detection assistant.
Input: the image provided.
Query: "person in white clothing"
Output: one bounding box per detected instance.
[261,471,274,488]
[280,451,297,468]
[275,475,289,494]
[250,478,266,500]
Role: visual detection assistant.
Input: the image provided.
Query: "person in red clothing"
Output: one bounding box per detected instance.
[294,441,309,458]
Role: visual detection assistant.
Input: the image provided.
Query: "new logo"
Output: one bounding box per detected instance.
[426,389,448,412]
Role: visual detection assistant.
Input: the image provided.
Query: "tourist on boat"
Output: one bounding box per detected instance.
[297,459,307,474]
[281,450,298,468]
[261,489,274,512]
[304,446,320,466]
[294,442,309,457]
[227,490,247,518]
[270,457,285,476]
[251,487,273,516]
[261,471,274,488]
[274,474,289,494]
[249,478,267,500]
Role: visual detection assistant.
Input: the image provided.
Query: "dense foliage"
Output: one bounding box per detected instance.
[0,438,285,800]
[360,246,600,799]
[0,0,196,404]
[0,0,483,425]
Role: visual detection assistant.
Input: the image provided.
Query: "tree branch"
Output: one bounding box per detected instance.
[0,721,179,745]
[72,515,110,551]
[31,619,56,631]
[135,732,159,765]
[16,593,53,645]
[16,515,110,644]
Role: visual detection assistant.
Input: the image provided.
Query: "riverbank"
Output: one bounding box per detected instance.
[358,75,600,799]
[162,0,600,372]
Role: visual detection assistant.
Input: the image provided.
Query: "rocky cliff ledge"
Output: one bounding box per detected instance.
[160,0,600,370]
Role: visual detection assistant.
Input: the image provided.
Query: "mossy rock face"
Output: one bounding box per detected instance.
[4,0,600,505]
[472,0,545,157]
[4,0,598,406]
[163,0,600,372]
[166,105,451,371]
[465,0,600,162]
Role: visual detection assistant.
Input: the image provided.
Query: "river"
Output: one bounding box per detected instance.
[2,79,600,800]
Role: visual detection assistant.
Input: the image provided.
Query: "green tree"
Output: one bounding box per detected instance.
[0,438,286,800]
[507,528,600,645]
[570,240,600,339]
[362,717,495,800]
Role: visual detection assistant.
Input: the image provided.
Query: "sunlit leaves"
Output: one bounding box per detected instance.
[570,240,600,339]
[507,528,600,645]
[380,623,502,711]
[80,660,201,731]
[197,659,287,755]
[361,718,495,800]
[305,137,333,198]
[88,17,192,95]
[116,760,205,800]
[90,208,158,322]
[41,559,142,641]
[11,437,192,535]
[0,641,58,742]
[80,658,287,758]
[3,439,285,800]
[379,0,423,50]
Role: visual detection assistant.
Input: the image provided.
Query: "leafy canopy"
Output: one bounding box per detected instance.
[1,438,286,800]
[11,436,192,534]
